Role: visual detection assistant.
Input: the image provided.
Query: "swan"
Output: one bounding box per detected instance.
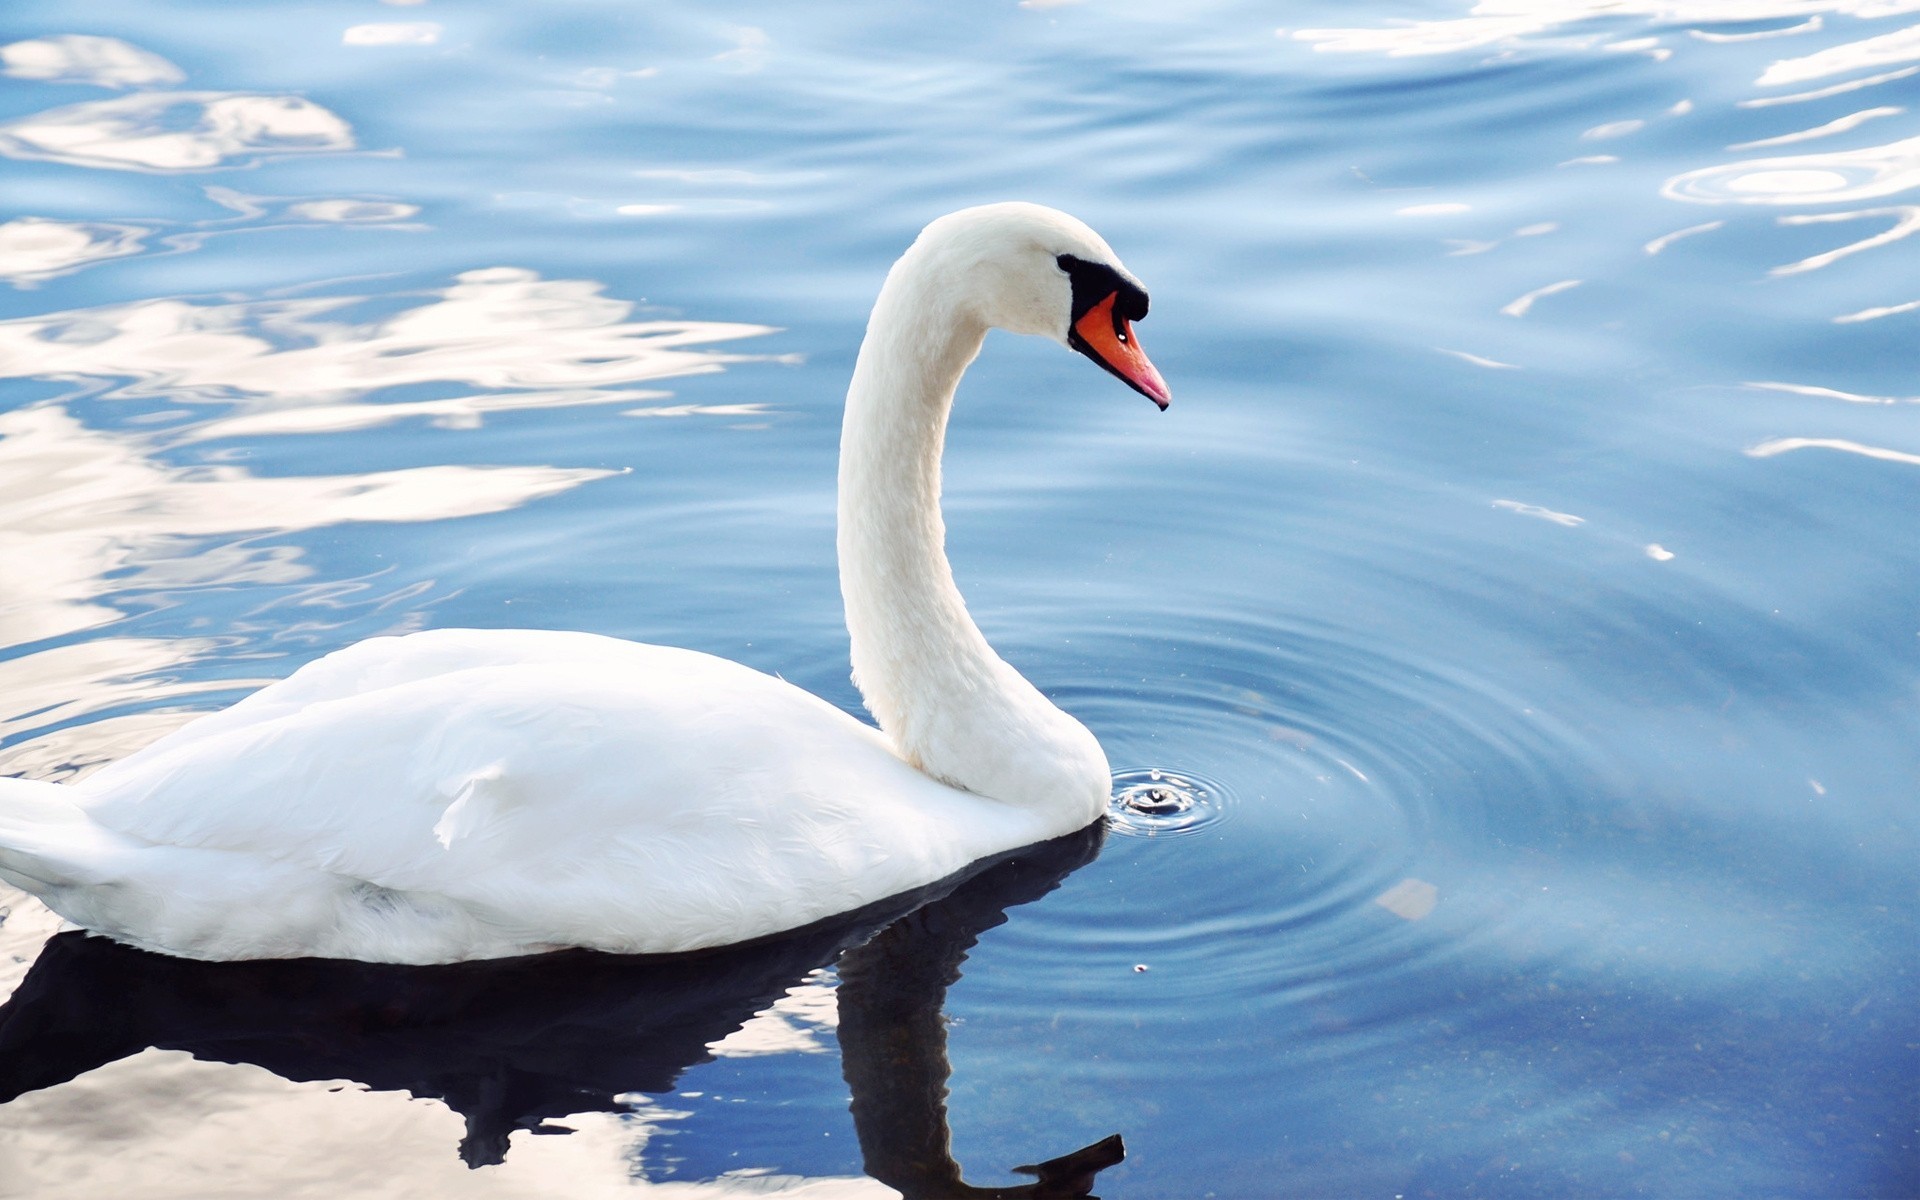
[0,202,1169,964]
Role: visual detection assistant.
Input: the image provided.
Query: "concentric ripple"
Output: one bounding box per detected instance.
[987,609,1622,1033]
[1106,766,1231,837]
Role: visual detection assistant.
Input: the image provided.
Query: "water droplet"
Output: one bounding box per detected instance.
[1107,767,1230,837]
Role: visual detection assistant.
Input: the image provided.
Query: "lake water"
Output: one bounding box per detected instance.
[1,2,1917,1196]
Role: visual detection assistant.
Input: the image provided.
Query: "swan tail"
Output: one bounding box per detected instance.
[0,777,115,896]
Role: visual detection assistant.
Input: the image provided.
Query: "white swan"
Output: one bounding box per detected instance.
[0,203,1169,964]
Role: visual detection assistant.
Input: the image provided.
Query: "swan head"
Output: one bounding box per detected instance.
[912,202,1171,409]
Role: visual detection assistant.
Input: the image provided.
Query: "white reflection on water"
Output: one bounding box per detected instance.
[0,259,780,774]
[0,403,611,630]
[0,638,234,753]
[1738,62,1920,104]
[1834,294,1920,319]
[0,217,147,286]
[1756,20,1920,84]
[1746,379,1912,402]
[707,972,840,1059]
[342,22,443,47]
[184,393,763,439]
[1643,219,1724,253]
[0,90,356,172]
[0,34,183,88]
[286,198,422,223]
[1692,15,1825,40]
[1492,498,1586,526]
[0,401,612,772]
[1437,347,1520,369]
[0,259,778,770]
[0,1050,889,1199]
[0,268,777,408]
[1747,435,1920,464]
[1291,1,1909,58]
[1500,278,1581,316]
[1582,118,1645,140]
[1663,136,1920,204]
[1770,204,1920,273]
[1728,104,1904,148]
[0,709,222,787]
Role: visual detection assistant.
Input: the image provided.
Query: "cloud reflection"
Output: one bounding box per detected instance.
[1745,379,1910,402]
[1833,295,1920,320]
[286,199,421,223]
[1291,2,1901,59]
[0,34,183,89]
[1727,104,1904,149]
[1770,204,1920,273]
[0,267,778,771]
[0,218,147,286]
[1500,278,1582,316]
[0,1050,890,1198]
[0,91,355,172]
[1737,62,1920,105]
[1747,435,1920,464]
[0,401,612,764]
[1663,135,1920,204]
[1493,498,1586,526]
[1692,16,1825,41]
[1756,20,1920,85]
[1643,219,1724,253]
[342,23,443,47]
[0,267,777,408]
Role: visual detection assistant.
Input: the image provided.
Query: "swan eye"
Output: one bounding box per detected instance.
[1056,254,1150,324]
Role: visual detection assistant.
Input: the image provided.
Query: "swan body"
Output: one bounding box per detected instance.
[0,203,1169,963]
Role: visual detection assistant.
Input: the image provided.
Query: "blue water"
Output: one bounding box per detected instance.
[2,2,1917,1196]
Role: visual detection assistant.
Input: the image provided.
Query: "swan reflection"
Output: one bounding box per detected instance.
[0,827,1122,1196]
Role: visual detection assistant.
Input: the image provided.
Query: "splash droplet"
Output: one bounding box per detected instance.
[1107,768,1231,837]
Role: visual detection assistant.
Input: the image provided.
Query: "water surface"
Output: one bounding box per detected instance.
[1,2,1916,1196]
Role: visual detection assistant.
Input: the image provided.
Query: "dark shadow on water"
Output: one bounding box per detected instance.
[0,825,1122,1195]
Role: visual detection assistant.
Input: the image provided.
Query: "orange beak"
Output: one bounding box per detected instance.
[1072,292,1171,410]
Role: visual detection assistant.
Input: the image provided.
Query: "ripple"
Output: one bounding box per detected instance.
[1106,767,1230,838]
[1663,135,1920,205]
[1002,613,1617,1024]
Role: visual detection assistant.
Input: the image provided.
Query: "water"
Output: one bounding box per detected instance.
[1,2,1916,1195]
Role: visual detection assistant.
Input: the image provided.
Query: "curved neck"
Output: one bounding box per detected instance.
[836,255,1106,814]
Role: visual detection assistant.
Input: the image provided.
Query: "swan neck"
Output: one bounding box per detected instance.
[836,259,1106,814]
